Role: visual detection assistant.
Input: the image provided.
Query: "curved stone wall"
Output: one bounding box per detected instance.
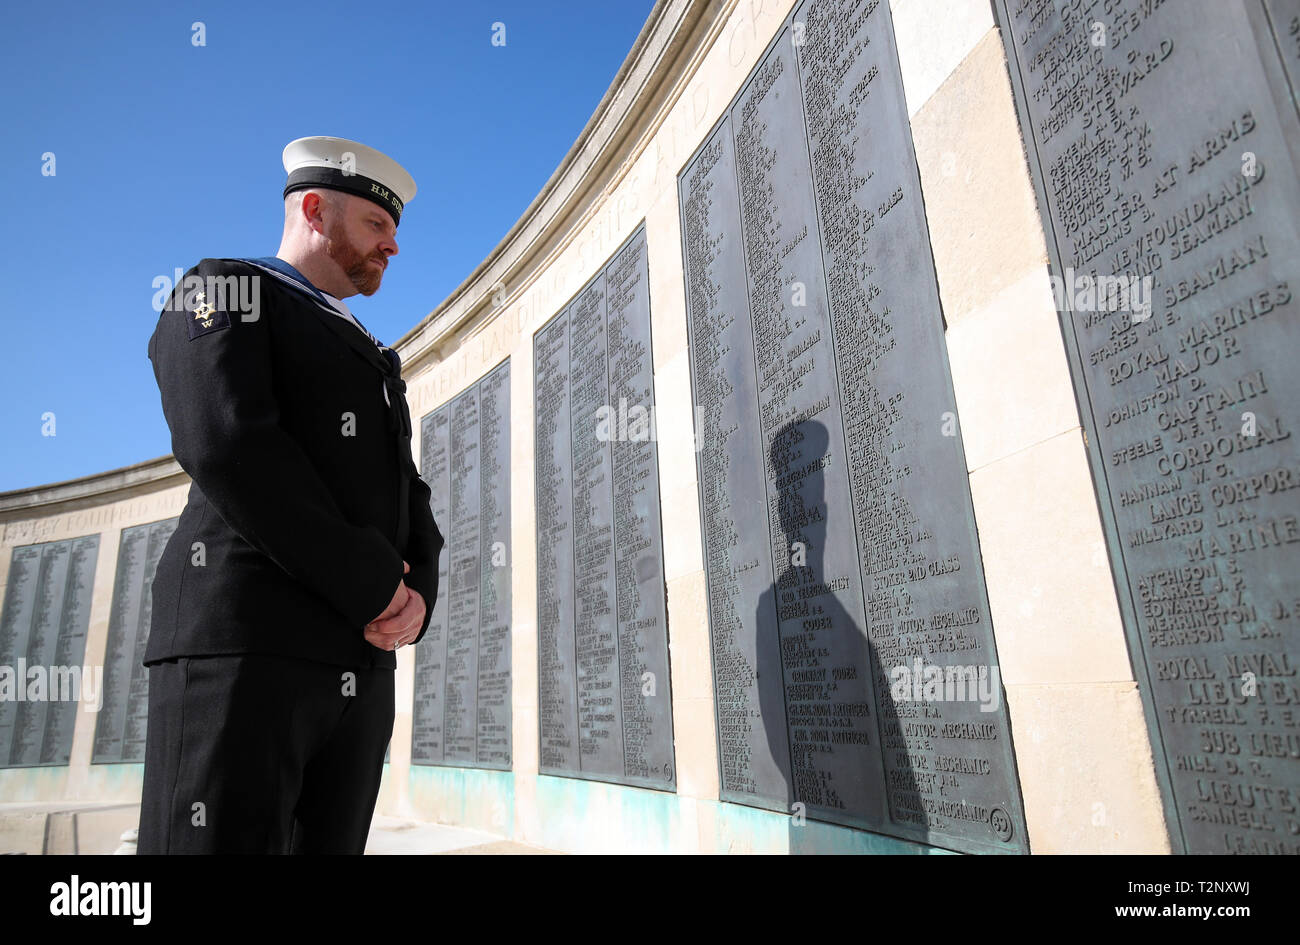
[2,0,1222,854]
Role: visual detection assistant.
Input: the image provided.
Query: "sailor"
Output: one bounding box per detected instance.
[137,136,443,854]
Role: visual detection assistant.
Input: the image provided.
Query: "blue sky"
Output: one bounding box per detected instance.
[0,0,656,492]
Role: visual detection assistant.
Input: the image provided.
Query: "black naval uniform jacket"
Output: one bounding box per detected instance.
[144,257,443,671]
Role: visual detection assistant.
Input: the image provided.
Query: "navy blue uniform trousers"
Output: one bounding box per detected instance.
[137,653,394,854]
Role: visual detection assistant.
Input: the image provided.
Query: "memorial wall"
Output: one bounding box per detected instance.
[3,0,1294,855]
[413,361,513,768]
[0,536,99,767]
[996,0,1300,854]
[93,517,176,765]
[533,224,675,790]
[680,0,1026,854]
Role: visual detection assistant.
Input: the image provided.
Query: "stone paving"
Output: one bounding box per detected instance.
[0,803,560,854]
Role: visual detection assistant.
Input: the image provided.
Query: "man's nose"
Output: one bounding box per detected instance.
[381,235,399,257]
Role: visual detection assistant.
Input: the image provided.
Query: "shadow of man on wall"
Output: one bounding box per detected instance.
[754,417,927,853]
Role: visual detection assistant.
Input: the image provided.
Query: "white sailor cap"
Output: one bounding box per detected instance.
[282,135,417,226]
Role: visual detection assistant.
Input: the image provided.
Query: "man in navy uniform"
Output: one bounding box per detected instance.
[138,137,443,854]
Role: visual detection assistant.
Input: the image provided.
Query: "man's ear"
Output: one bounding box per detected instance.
[301,190,329,233]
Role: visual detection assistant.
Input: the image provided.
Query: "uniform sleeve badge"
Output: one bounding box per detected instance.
[187,291,232,340]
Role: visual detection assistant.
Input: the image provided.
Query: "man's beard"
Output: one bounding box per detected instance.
[325,224,386,296]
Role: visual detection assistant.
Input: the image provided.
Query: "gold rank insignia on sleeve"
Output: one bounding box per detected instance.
[193,293,217,328]
[186,289,232,341]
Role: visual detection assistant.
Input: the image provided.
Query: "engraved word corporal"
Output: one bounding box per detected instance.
[0,660,104,712]
[151,269,261,321]
[889,658,1001,713]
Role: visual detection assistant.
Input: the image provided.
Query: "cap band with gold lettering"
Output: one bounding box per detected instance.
[282,136,416,227]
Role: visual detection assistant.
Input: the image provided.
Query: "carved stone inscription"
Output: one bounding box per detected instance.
[534,224,675,790]
[93,517,178,764]
[679,0,1027,853]
[0,534,100,767]
[997,0,1300,853]
[412,358,512,769]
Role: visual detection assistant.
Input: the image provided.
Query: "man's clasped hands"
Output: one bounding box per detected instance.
[364,561,425,652]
